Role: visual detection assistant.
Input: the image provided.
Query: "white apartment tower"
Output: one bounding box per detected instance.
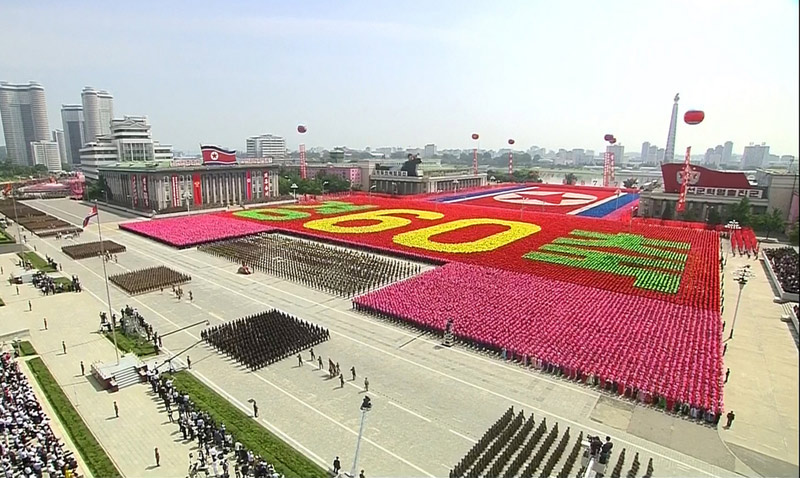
[31,140,62,172]
[52,129,67,167]
[0,81,51,166]
[82,87,114,143]
[61,105,85,165]
[246,134,286,159]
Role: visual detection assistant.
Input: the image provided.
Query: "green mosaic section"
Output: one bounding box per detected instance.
[285,201,377,215]
[234,209,310,221]
[524,230,691,294]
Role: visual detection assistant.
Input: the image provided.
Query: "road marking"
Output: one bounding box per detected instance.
[32,200,730,478]
[449,429,477,443]
[190,303,203,310]
[249,373,435,477]
[208,312,224,321]
[31,231,434,477]
[389,401,432,423]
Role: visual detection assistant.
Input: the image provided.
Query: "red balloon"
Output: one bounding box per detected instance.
[297,125,307,134]
[604,134,614,142]
[684,110,705,125]
[609,137,617,144]
[471,133,479,140]
[508,139,515,145]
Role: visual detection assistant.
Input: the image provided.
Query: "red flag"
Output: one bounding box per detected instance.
[201,145,237,165]
[83,205,98,227]
[676,147,692,213]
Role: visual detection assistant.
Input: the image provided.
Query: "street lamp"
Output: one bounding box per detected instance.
[368,185,376,197]
[391,182,398,195]
[322,180,329,195]
[489,175,496,185]
[350,396,372,478]
[452,179,459,192]
[728,265,754,340]
[290,183,298,200]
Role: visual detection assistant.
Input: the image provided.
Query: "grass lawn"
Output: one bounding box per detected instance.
[167,371,327,478]
[27,357,122,478]
[18,340,37,356]
[102,327,157,357]
[54,277,73,287]
[17,251,57,272]
[0,227,14,244]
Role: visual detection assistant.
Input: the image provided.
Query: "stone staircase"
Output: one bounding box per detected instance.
[113,365,142,389]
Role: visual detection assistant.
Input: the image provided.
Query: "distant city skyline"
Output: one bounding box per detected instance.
[0,0,797,157]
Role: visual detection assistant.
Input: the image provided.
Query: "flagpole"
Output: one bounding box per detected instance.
[94,200,119,364]
[11,189,22,243]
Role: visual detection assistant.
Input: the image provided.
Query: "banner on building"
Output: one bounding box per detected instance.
[245,171,252,200]
[676,146,692,213]
[200,145,237,165]
[602,152,615,187]
[263,171,270,198]
[141,176,149,208]
[131,175,138,207]
[171,175,180,207]
[192,174,202,205]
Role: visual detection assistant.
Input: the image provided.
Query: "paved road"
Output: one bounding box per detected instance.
[12,197,793,478]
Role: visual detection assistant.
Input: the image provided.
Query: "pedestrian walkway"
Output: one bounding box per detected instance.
[718,250,800,477]
[0,252,197,478]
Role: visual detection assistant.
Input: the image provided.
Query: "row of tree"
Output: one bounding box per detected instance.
[661,197,789,239]
[277,168,353,196]
[0,160,50,180]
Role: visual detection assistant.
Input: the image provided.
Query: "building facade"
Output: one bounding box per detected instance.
[369,169,487,195]
[79,116,173,180]
[424,144,437,158]
[0,81,51,166]
[81,87,114,143]
[606,144,625,167]
[98,162,280,213]
[52,129,67,167]
[246,134,286,159]
[741,143,770,169]
[31,141,62,172]
[61,104,85,165]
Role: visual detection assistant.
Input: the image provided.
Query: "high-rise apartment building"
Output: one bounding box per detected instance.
[663,93,680,163]
[424,143,437,158]
[640,142,650,161]
[81,87,114,143]
[61,105,85,165]
[52,129,67,167]
[606,144,625,167]
[246,134,286,159]
[31,140,62,172]
[722,141,733,164]
[741,143,770,169]
[0,81,51,165]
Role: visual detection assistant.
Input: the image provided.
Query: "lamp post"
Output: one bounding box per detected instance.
[290,183,298,200]
[368,185,376,197]
[729,265,754,340]
[489,175,496,185]
[350,397,372,478]
[322,180,329,196]
[452,179,459,193]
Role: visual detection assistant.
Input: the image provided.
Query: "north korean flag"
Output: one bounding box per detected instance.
[201,145,237,165]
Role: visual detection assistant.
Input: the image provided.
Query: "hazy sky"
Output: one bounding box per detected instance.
[1,0,798,156]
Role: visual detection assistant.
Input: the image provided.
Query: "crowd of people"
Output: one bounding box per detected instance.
[147,371,284,478]
[448,406,615,478]
[202,310,330,371]
[199,234,421,297]
[60,240,126,260]
[32,272,82,295]
[1,352,80,478]
[109,265,191,295]
[765,247,799,294]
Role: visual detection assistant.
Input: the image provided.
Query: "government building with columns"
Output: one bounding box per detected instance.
[98,159,280,213]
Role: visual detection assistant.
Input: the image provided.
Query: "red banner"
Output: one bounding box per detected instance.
[193,173,202,205]
[246,171,252,200]
[131,175,138,207]
[263,171,270,198]
[171,175,179,207]
[676,147,692,213]
[141,176,149,208]
[299,144,307,179]
[603,152,614,187]
[661,162,751,193]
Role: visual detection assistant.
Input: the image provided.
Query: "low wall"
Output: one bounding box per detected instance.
[761,250,800,303]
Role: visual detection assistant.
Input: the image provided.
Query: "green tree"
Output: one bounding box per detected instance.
[789,222,799,246]
[661,202,675,220]
[726,197,752,226]
[86,177,109,201]
[706,207,722,226]
[564,173,578,185]
[753,209,784,239]
[681,206,700,222]
[623,178,638,189]
[532,154,542,163]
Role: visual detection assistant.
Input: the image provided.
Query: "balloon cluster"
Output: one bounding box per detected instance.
[604,134,617,145]
[297,125,307,134]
